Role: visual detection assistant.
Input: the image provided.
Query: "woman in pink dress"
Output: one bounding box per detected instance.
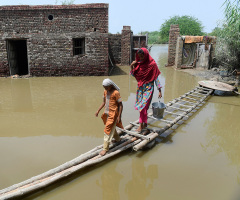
[130,48,162,132]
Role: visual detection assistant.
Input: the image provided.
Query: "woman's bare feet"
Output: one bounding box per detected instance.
[143,123,148,129]
[99,150,107,156]
[136,123,143,132]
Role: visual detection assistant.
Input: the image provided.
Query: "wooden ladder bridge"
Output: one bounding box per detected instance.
[0,86,213,200]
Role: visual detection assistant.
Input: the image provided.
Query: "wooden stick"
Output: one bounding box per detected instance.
[117,127,150,140]
[196,86,213,91]
[148,115,173,124]
[188,93,203,98]
[164,110,189,118]
[191,91,205,96]
[166,105,189,112]
[172,102,192,108]
[233,91,240,95]
[176,99,196,105]
[133,132,159,151]
[182,96,199,101]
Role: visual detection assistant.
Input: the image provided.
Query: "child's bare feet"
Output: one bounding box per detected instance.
[99,150,107,156]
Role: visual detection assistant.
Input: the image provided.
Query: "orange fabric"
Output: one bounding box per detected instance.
[184,36,203,43]
[101,90,123,135]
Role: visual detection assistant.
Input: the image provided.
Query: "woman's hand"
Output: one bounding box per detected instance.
[130,61,137,69]
[158,89,162,98]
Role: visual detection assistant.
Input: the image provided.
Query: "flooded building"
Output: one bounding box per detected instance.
[167,24,216,69]
[0,4,147,77]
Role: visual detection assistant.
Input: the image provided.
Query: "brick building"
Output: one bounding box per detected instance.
[166,24,216,69]
[0,4,148,77]
[0,4,110,77]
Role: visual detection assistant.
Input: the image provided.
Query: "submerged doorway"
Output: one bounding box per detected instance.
[6,40,29,76]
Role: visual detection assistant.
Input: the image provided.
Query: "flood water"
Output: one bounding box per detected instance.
[1,44,240,200]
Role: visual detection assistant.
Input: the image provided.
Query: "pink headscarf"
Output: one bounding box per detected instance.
[131,48,161,87]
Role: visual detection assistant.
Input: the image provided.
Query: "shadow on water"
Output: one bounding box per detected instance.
[109,65,128,76]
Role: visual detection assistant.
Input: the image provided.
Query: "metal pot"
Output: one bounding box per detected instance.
[152,101,166,119]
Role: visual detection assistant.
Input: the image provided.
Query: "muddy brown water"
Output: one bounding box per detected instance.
[0,44,240,200]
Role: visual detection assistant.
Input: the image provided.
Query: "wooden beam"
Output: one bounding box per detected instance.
[148,115,173,124]
[117,127,150,141]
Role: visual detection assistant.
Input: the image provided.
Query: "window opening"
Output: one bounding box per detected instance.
[48,15,54,20]
[73,38,85,55]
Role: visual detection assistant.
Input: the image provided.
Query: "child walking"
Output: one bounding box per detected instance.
[95,78,124,156]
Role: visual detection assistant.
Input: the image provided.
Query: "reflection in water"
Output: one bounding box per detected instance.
[0,45,240,200]
[202,96,240,176]
[96,163,123,200]
[125,159,158,200]
[11,79,33,112]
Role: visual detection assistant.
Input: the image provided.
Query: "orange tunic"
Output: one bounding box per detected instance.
[101,89,123,135]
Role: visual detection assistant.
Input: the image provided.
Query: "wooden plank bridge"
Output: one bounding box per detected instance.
[0,86,213,200]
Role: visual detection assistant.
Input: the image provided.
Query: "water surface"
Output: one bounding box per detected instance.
[0,44,240,200]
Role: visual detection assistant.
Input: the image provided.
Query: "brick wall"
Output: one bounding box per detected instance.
[166,24,180,67]
[108,34,122,64]
[0,4,109,77]
[121,26,132,66]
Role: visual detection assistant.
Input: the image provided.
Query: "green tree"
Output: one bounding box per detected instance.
[208,27,222,36]
[140,31,161,44]
[55,0,75,5]
[159,15,204,43]
[215,0,240,69]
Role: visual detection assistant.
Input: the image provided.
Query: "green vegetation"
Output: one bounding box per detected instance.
[141,15,204,44]
[208,27,221,36]
[214,0,240,69]
[55,0,75,5]
[159,15,204,43]
[139,31,161,44]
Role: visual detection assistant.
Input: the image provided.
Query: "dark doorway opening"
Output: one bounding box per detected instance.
[6,40,29,76]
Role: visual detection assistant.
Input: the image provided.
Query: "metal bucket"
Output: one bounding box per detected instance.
[152,101,166,119]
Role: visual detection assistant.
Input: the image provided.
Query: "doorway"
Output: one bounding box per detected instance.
[6,40,29,76]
